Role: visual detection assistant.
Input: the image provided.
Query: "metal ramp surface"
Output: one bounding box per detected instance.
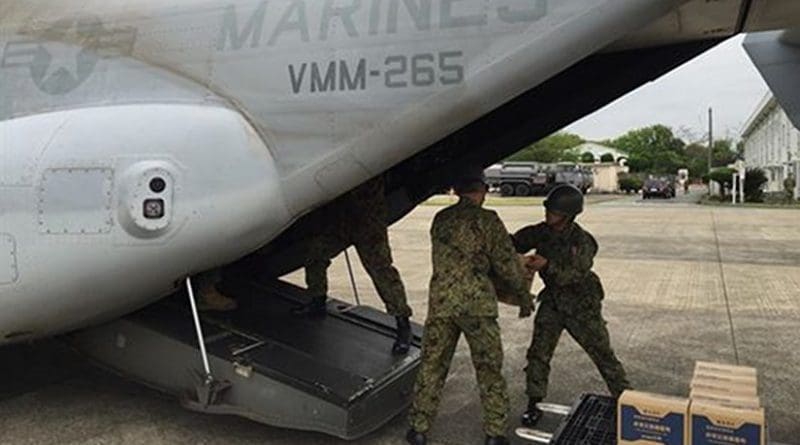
[69,278,422,439]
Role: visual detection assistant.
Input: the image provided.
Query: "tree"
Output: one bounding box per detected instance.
[506,132,583,163]
[784,175,796,202]
[684,143,709,180]
[600,153,615,163]
[744,168,768,202]
[683,139,738,180]
[711,139,737,167]
[706,167,736,194]
[581,152,595,163]
[611,125,686,174]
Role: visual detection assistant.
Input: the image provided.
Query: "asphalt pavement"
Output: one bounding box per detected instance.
[1,192,798,444]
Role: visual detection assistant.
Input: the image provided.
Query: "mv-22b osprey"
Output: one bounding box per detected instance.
[1,0,800,439]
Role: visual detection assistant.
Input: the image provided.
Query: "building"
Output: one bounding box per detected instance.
[585,162,629,193]
[570,142,629,193]
[741,93,800,195]
[571,142,628,165]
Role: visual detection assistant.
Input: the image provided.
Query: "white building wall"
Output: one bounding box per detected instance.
[589,164,629,193]
[741,96,800,193]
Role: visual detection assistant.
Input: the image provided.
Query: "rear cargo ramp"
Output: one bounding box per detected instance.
[70,279,422,440]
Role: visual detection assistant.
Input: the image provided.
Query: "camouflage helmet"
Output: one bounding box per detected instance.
[544,184,584,216]
[453,165,488,194]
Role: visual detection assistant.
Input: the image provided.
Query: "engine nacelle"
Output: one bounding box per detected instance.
[0,104,290,343]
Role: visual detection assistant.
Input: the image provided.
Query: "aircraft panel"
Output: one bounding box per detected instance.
[608,0,746,51]
[0,234,17,285]
[744,0,800,32]
[38,167,114,235]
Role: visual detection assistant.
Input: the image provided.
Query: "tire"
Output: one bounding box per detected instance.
[500,183,515,197]
[515,183,531,197]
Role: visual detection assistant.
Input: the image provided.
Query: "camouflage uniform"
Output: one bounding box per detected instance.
[512,222,630,400]
[305,176,412,317]
[409,198,532,437]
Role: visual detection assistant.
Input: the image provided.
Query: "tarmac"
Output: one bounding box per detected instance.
[1,191,799,444]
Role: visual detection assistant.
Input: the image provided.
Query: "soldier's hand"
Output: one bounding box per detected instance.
[523,255,536,267]
[518,305,533,319]
[527,254,548,271]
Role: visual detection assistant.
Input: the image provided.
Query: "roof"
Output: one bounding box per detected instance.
[570,142,627,160]
[741,92,778,139]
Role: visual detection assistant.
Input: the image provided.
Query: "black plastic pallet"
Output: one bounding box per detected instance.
[551,394,616,445]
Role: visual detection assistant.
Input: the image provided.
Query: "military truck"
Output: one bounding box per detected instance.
[552,163,593,194]
[485,162,550,196]
[485,162,592,196]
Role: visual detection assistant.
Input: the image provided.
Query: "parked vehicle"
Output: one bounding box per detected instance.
[619,175,643,194]
[552,163,593,194]
[485,162,592,197]
[642,177,675,199]
[485,162,550,196]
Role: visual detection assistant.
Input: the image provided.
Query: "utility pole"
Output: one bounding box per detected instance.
[708,107,713,196]
[708,107,713,174]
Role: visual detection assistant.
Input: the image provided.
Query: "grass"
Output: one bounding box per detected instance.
[699,196,800,209]
[421,194,626,207]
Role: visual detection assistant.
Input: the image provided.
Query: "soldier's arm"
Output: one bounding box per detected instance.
[544,231,598,287]
[487,213,534,312]
[511,223,547,254]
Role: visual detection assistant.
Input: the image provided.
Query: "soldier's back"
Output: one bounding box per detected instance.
[428,199,502,318]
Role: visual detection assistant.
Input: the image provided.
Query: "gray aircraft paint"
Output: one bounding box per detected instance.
[215,0,549,51]
[1,0,800,343]
[1,15,137,95]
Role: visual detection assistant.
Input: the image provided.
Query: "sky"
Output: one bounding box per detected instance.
[564,35,770,144]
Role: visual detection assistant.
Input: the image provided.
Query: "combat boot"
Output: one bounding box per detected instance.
[291,295,327,317]
[392,316,411,355]
[405,429,427,445]
[520,398,543,427]
[484,436,510,445]
[197,287,238,312]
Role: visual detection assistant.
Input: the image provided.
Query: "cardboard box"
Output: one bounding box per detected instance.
[618,390,689,445]
[693,370,758,387]
[694,361,757,379]
[690,400,765,445]
[492,255,534,307]
[690,377,758,397]
[690,390,761,410]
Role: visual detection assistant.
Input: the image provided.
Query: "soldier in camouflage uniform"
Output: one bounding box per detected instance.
[406,169,533,445]
[512,184,630,426]
[293,175,414,354]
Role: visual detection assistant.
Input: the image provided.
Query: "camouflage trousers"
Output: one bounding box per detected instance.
[526,299,630,400]
[409,316,509,436]
[305,228,412,318]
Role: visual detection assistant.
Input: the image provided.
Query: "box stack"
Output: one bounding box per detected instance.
[618,391,689,445]
[617,361,766,445]
[689,362,765,445]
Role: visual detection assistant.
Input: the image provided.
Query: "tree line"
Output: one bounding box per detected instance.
[507,124,739,178]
